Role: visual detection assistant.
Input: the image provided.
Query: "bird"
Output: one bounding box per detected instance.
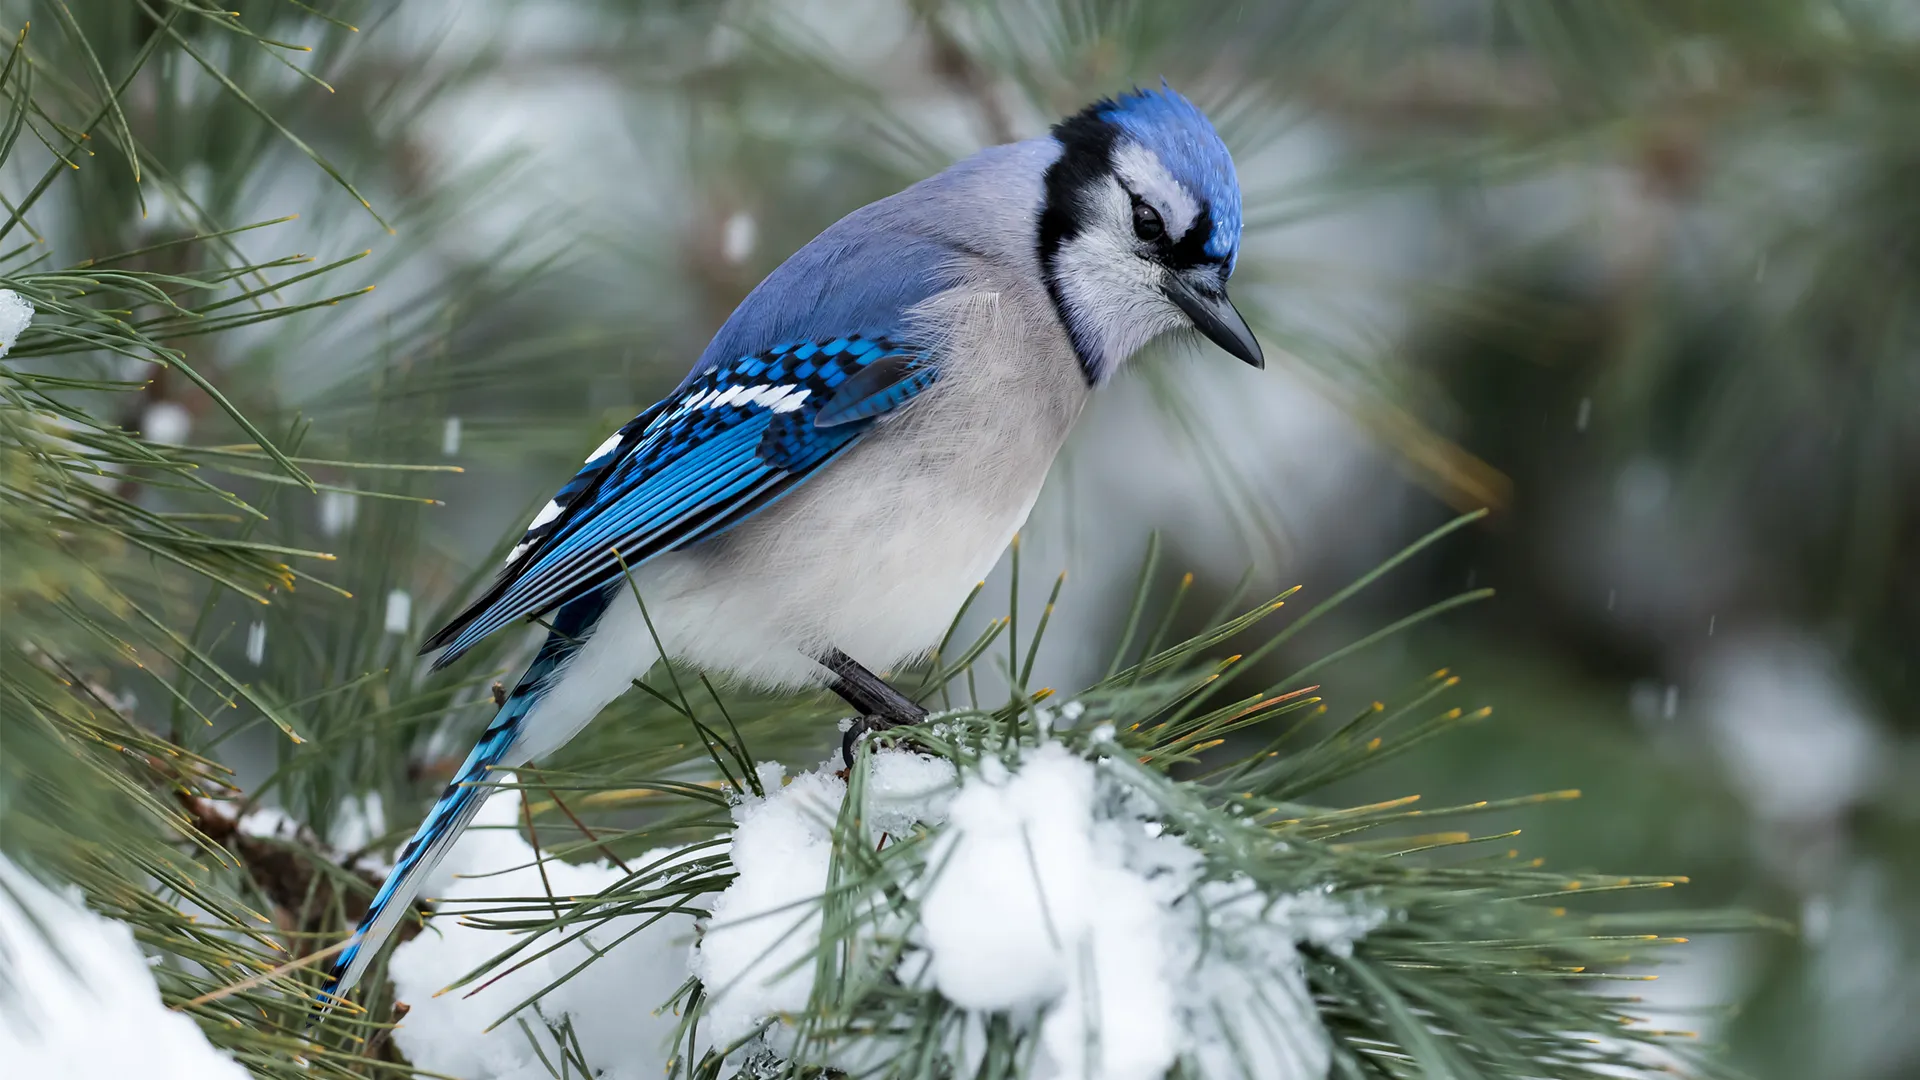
[316,83,1262,1012]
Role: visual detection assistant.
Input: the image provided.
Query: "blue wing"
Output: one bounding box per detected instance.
[423,335,938,667]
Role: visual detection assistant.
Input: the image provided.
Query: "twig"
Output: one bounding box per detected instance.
[363,1001,411,1060]
[522,792,562,920]
[545,788,631,874]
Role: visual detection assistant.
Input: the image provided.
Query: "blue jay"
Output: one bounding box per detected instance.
[319,85,1260,1009]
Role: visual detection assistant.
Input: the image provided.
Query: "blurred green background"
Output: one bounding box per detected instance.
[6,2,1918,1077]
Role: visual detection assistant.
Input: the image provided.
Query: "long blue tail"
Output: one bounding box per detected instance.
[315,588,616,1017]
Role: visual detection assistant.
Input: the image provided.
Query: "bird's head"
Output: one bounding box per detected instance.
[1038,84,1261,384]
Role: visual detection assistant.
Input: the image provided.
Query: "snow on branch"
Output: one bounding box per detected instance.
[392,731,1387,1080]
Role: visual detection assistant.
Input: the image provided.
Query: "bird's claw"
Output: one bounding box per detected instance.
[841,714,897,768]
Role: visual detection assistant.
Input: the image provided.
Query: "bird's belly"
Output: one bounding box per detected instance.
[637,363,1086,688]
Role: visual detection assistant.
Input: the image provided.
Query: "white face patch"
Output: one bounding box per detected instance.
[1051,174,1187,380]
[1111,141,1199,243]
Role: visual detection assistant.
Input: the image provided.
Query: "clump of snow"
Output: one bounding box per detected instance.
[916,744,1186,1079]
[374,746,1378,1080]
[685,742,1385,1080]
[688,749,960,1053]
[903,744,1385,1080]
[1183,930,1323,1080]
[0,288,33,358]
[388,780,705,1079]
[0,854,250,1080]
[688,762,844,1044]
[863,749,957,835]
[1180,880,1388,1080]
[1029,698,1088,737]
[1261,883,1390,959]
[748,759,785,800]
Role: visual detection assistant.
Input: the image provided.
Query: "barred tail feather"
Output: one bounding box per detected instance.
[316,584,634,1018]
[316,680,533,1013]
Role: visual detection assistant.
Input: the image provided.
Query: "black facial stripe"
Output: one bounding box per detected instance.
[1037,108,1119,272]
[1038,104,1121,384]
[1165,204,1217,272]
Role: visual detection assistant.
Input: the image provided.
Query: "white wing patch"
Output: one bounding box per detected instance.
[505,381,814,574]
[663,382,813,420]
[501,500,564,567]
[584,432,623,464]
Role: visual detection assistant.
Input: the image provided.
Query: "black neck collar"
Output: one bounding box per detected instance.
[1036,107,1120,385]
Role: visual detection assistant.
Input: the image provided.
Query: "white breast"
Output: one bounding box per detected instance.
[628,277,1089,689]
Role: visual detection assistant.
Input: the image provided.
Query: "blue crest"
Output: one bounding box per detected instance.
[1097,83,1242,270]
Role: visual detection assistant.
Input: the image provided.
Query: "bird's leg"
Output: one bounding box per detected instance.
[819,647,928,766]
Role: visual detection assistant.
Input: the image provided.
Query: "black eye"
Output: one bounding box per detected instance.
[1131,197,1164,243]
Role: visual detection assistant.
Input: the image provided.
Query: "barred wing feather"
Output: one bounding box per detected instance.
[422,335,935,667]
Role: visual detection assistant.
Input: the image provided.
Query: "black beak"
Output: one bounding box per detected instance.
[1165,273,1264,369]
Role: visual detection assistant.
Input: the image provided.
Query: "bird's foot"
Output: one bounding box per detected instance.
[839,704,926,768]
[821,647,928,767]
[841,714,882,768]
